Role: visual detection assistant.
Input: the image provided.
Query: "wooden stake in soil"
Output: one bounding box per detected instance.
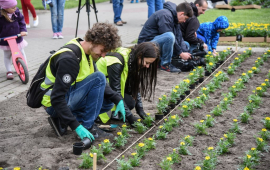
[235,41,238,52]
[93,153,97,170]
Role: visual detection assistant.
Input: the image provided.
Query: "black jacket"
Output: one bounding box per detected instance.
[180,2,204,45]
[49,39,122,130]
[138,1,188,56]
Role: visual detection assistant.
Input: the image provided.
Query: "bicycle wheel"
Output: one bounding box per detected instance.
[16,58,29,84]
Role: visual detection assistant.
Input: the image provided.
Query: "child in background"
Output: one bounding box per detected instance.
[196,16,229,56]
[0,0,28,80]
[20,0,39,28]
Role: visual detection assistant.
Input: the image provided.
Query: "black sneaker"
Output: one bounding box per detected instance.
[89,123,114,139]
[48,117,67,137]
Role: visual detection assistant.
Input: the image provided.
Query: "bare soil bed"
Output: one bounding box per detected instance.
[0,51,270,170]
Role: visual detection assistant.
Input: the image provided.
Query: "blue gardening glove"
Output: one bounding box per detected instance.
[75,125,95,141]
[114,100,126,122]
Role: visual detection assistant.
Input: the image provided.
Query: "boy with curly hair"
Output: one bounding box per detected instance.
[42,23,124,141]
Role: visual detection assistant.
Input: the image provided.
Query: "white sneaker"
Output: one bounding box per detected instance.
[33,16,39,27]
[57,32,64,39]
[26,24,30,29]
[207,1,213,9]
[52,33,58,39]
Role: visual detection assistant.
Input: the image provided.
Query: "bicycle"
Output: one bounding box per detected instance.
[0,34,29,84]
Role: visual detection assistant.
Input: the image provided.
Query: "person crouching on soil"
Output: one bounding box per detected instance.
[43,23,126,142]
[96,42,159,125]
[196,16,229,56]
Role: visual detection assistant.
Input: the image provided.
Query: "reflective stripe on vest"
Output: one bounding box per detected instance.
[96,47,131,123]
[41,38,94,107]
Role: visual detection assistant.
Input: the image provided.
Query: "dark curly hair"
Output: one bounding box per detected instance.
[84,22,122,52]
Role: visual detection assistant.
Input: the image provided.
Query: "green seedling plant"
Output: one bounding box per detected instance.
[263,106,270,124]
[248,94,262,108]
[229,85,238,97]
[245,101,257,114]
[135,142,147,158]
[261,83,268,92]
[180,79,191,92]
[115,132,128,147]
[268,70,270,79]
[247,70,253,78]
[239,154,257,170]
[251,66,260,74]
[220,97,230,111]
[240,112,251,123]
[222,92,234,103]
[101,139,114,154]
[212,77,222,89]
[116,155,132,170]
[255,86,264,97]
[121,124,132,138]
[219,49,230,61]
[216,137,231,155]
[211,105,223,116]
[205,146,218,164]
[206,62,215,73]
[259,128,270,141]
[200,87,210,95]
[129,152,141,167]
[169,88,178,105]
[235,79,245,90]
[143,113,154,128]
[229,119,241,134]
[163,121,173,132]
[202,156,216,170]
[79,153,93,169]
[133,119,148,134]
[182,98,194,109]
[157,95,169,115]
[168,149,181,163]
[246,48,252,56]
[241,73,250,83]
[193,96,204,109]
[90,146,106,161]
[256,137,269,152]
[233,57,241,66]
[205,115,215,127]
[159,157,173,170]
[197,66,205,78]
[178,141,191,155]
[246,148,261,165]
[187,72,197,85]
[256,57,264,66]
[168,114,181,127]
[155,126,168,140]
[262,52,269,61]
[207,82,217,93]
[264,79,269,87]
[199,94,209,104]
[144,137,156,151]
[227,65,236,75]
[184,135,194,146]
[194,120,208,135]
[181,104,191,117]
[224,132,236,145]
[254,60,261,68]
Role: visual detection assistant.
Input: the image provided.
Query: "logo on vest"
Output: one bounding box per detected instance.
[62,74,71,84]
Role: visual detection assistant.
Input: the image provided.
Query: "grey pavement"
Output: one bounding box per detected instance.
[0,0,268,102]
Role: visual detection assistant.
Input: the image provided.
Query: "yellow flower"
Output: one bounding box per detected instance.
[122,124,127,128]
[233,119,238,122]
[138,143,145,147]
[205,156,210,160]
[249,100,252,103]
[258,57,261,59]
[148,137,153,141]
[203,87,207,91]
[198,66,202,69]
[200,120,204,123]
[163,95,167,98]
[14,168,20,170]
[244,167,250,170]
[242,73,246,76]
[256,87,262,91]
[186,98,190,101]
[185,135,190,139]
[131,152,137,156]
[146,113,150,116]
[171,115,176,119]
[258,137,264,142]
[247,154,251,159]
[189,73,194,75]
[220,138,224,140]
[197,96,200,99]
[164,119,167,122]
[90,153,93,157]
[238,78,242,81]
[243,51,246,53]
[122,155,125,158]
[159,98,162,101]
[167,157,172,161]
[228,66,231,69]
[209,62,213,66]
[262,128,267,132]
[206,115,211,117]
[262,83,266,86]
[173,89,177,93]
[208,147,214,150]
[180,142,185,146]
[208,51,212,54]
[248,70,253,73]
[248,48,252,50]
[117,132,122,136]
[175,85,179,89]
[255,60,258,63]
[159,125,163,129]
[265,79,269,82]
[223,50,227,52]
[235,57,239,60]
[138,119,141,122]
[99,144,102,147]
[224,98,228,101]
[184,79,190,83]
[232,86,236,88]
[227,47,230,50]
[224,134,228,138]
[195,166,202,170]
[182,105,188,109]
[266,117,270,121]
[173,149,176,152]
[251,148,256,151]
[252,67,257,70]
[104,139,110,143]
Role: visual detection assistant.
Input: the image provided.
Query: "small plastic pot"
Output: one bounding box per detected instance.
[199,77,204,83]
[205,71,211,76]
[218,60,224,65]
[176,98,181,105]
[81,137,92,150]
[169,103,176,109]
[215,63,220,69]
[73,142,84,155]
[163,108,170,115]
[212,67,216,72]
[181,94,186,100]
[195,80,199,85]
[189,84,195,89]
[185,90,190,95]
[155,114,164,120]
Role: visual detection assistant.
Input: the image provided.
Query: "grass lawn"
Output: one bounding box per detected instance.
[17,0,109,10]
[198,8,270,24]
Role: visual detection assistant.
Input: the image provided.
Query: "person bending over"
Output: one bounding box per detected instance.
[96,42,159,124]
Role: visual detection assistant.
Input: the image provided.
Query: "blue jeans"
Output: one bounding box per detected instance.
[113,0,124,23]
[151,32,175,66]
[46,72,113,129]
[147,0,163,18]
[50,0,65,33]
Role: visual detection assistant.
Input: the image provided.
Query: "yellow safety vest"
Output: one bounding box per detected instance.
[96,47,131,123]
[41,38,94,107]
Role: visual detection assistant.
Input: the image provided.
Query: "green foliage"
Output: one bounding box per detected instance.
[143,137,156,151]
[157,95,169,114]
[79,153,93,169]
[240,112,251,123]
[115,132,128,147]
[216,138,231,155]
[116,156,132,170]
[133,120,148,134]
[159,157,173,170]
[178,141,191,155]
[143,114,154,128]
[194,120,208,135]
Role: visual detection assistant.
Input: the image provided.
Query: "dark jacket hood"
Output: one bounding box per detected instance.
[190,2,198,17]
[163,1,178,23]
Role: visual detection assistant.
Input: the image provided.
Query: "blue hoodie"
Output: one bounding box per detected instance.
[197,16,229,52]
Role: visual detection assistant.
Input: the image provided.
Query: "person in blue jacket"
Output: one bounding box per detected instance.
[196,16,229,56]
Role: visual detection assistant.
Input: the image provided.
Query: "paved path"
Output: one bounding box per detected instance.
[0,0,267,102]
